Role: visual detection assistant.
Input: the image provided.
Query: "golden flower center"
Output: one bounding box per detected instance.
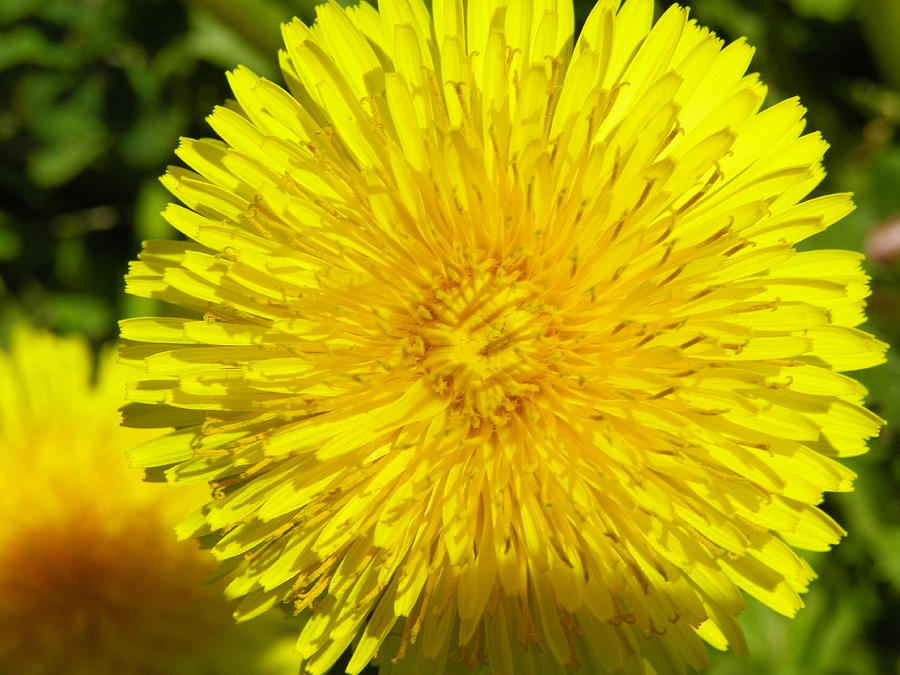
[412,260,559,423]
[0,503,227,669]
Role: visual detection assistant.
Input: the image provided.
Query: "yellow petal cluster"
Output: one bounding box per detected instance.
[0,327,299,675]
[121,1,886,673]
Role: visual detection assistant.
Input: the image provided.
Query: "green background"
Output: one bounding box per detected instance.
[1,0,898,673]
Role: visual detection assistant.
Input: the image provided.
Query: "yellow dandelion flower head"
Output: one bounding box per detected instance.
[0,327,299,675]
[122,1,887,673]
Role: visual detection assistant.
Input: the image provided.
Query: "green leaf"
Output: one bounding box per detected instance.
[134,179,173,241]
[790,0,856,22]
[44,293,113,338]
[120,106,186,167]
[185,0,293,58]
[0,212,21,261]
[186,4,279,77]
[0,26,72,69]
[0,0,48,24]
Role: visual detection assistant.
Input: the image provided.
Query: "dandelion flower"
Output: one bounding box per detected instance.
[0,327,299,675]
[121,1,887,673]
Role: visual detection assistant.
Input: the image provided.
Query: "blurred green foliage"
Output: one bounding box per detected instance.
[1,0,898,674]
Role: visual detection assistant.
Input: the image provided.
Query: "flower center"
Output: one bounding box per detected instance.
[0,503,228,668]
[411,257,560,424]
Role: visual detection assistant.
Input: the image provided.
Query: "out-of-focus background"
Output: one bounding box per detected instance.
[0,0,897,673]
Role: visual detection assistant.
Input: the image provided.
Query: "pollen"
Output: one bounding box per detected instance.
[412,255,556,421]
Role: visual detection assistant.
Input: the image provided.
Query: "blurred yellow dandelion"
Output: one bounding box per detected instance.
[121,0,887,673]
[0,327,298,675]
